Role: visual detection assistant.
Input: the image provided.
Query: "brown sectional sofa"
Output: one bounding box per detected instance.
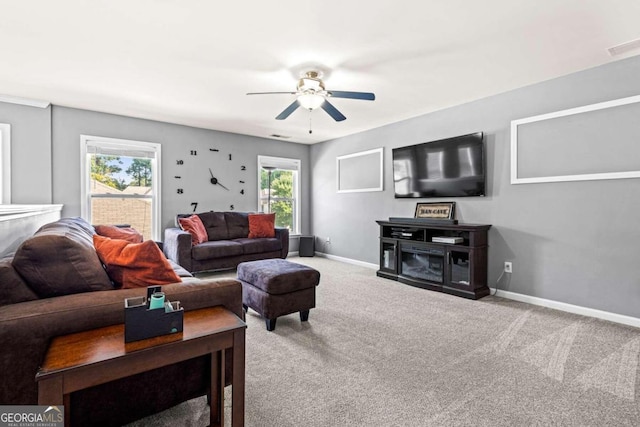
[164,211,289,273]
[0,217,243,426]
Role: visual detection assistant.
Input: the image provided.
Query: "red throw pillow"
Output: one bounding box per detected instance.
[248,213,276,238]
[95,225,143,243]
[178,215,208,245]
[93,235,181,289]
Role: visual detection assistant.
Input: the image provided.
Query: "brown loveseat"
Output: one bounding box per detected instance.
[0,217,243,426]
[163,211,289,273]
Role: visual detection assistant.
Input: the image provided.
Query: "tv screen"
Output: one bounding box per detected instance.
[392,132,485,198]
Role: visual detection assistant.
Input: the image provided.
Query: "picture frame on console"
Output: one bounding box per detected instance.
[414,202,455,220]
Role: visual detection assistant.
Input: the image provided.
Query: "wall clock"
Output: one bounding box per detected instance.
[174,147,248,212]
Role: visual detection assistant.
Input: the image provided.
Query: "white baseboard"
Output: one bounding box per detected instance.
[492,288,640,329]
[288,251,299,257]
[298,252,640,329]
[314,252,378,270]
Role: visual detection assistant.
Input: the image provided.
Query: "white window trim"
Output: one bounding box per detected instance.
[80,135,162,240]
[0,123,11,204]
[257,155,301,236]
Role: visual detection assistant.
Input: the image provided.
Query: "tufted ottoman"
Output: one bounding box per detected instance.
[237,259,320,331]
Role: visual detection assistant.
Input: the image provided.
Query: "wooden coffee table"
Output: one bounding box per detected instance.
[36,306,246,427]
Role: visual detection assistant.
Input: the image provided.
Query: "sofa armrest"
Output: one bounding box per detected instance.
[275,227,289,259]
[0,278,242,405]
[163,227,193,271]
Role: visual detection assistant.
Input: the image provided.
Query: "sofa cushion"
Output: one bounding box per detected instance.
[232,237,282,255]
[198,211,229,241]
[40,216,96,236]
[178,215,208,245]
[248,213,276,238]
[224,212,249,239]
[12,219,113,298]
[167,259,193,278]
[93,235,181,288]
[95,225,143,243]
[192,240,243,261]
[0,256,39,306]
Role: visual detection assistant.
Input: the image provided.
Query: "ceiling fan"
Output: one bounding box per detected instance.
[247,71,375,122]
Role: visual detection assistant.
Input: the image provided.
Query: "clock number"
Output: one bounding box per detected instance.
[240,189,245,195]
[239,180,245,184]
[191,202,198,212]
[190,150,197,156]
[176,160,184,165]
[230,204,235,211]
[240,165,246,171]
[229,154,232,161]
[177,188,184,194]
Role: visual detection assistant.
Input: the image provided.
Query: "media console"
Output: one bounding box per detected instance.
[376,219,491,299]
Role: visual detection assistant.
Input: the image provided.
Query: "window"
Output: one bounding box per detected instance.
[0,123,10,204]
[80,135,161,240]
[257,155,301,235]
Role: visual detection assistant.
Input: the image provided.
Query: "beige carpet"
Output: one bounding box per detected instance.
[127,256,640,426]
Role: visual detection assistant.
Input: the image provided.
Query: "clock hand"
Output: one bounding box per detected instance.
[208,169,219,185]
[208,168,228,190]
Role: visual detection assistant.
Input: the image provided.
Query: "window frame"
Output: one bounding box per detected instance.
[257,155,301,236]
[0,123,10,204]
[80,135,162,240]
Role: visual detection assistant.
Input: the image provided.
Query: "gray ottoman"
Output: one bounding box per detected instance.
[237,259,320,331]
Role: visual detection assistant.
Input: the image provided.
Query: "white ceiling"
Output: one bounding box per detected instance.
[1,1,639,144]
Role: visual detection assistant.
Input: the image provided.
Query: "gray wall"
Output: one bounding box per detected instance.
[4,55,639,318]
[0,103,52,203]
[310,55,640,318]
[50,106,310,240]
[0,103,309,250]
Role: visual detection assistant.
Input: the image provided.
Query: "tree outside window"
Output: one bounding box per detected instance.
[82,136,160,240]
[261,169,294,230]
[258,156,300,235]
[86,153,156,239]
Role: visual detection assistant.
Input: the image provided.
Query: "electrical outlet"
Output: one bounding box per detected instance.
[504,261,513,273]
[326,237,331,244]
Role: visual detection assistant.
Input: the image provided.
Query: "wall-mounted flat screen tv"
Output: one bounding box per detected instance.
[392,132,485,198]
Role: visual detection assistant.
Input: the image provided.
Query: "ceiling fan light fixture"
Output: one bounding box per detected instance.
[297,76,324,92]
[249,69,374,122]
[298,93,325,110]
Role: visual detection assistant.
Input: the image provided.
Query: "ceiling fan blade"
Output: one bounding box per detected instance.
[275,100,301,120]
[321,100,346,122]
[328,90,375,101]
[247,91,297,95]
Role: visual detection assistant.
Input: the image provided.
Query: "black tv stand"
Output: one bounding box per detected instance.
[376,219,491,299]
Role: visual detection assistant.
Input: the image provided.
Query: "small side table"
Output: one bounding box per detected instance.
[36,306,246,427]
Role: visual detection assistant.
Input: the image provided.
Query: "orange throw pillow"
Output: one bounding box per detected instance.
[178,215,208,245]
[93,235,181,289]
[248,213,276,238]
[95,225,143,243]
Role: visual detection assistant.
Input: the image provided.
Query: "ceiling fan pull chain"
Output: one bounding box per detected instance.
[309,111,313,134]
